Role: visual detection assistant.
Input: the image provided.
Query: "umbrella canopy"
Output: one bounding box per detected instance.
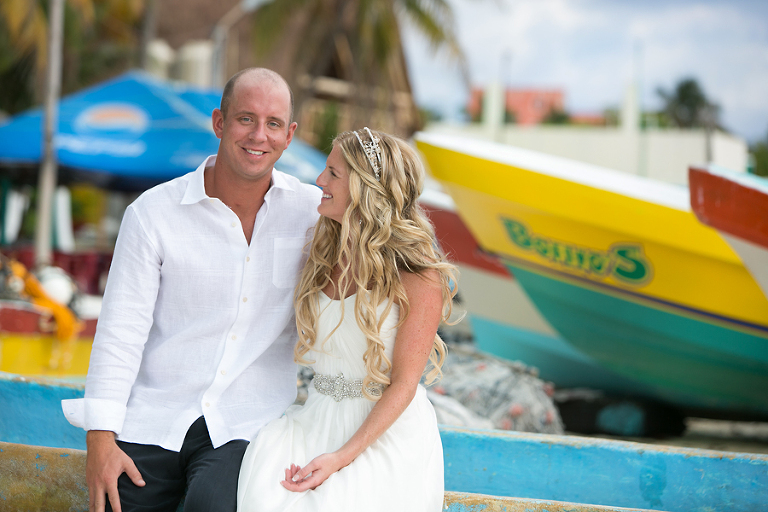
[0,71,326,190]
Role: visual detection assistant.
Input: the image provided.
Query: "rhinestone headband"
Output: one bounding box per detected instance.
[353,127,382,181]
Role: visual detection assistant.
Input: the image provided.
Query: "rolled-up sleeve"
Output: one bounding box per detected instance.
[62,205,162,433]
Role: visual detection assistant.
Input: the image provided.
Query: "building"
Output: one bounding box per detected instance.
[433,83,747,186]
[468,87,567,125]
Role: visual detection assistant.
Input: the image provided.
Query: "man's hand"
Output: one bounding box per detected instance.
[280,452,345,492]
[86,430,145,512]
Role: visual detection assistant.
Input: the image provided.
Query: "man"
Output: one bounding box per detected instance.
[62,68,321,512]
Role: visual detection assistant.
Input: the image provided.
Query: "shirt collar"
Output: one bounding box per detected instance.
[269,167,295,192]
[181,155,216,205]
[180,156,294,205]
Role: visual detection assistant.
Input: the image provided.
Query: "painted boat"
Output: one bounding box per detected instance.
[2,374,767,512]
[419,186,654,396]
[441,425,768,512]
[689,165,768,299]
[0,300,97,379]
[0,373,87,450]
[415,131,768,419]
[0,443,659,512]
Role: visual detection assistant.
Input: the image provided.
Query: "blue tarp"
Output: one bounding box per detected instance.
[0,71,326,190]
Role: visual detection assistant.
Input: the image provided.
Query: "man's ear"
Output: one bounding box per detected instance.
[212,108,224,139]
[285,122,298,148]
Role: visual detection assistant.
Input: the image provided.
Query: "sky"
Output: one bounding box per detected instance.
[401,0,768,143]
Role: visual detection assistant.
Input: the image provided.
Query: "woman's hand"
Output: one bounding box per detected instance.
[280,452,346,492]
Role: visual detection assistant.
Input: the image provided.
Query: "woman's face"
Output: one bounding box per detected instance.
[316,144,351,224]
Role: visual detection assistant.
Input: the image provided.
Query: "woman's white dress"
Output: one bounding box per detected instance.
[237,292,444,512]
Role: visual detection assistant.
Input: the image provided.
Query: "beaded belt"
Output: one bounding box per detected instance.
[313,372,385,401]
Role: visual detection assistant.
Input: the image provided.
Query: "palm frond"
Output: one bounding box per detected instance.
[398,0,468,84]
[1,0,42,55]
[251,0,317,57]
[68,0,95,25]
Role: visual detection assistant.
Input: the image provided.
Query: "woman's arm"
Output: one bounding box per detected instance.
[281,269,443,491]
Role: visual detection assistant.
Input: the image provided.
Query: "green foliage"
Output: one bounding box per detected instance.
[19,186,37,242]
[656,77,719,129]
[0,0,143,114]
[504,109,516,125]
[419,107,442,126]
[250,0,466,89]
[542,108,570,125]
[70,184,106,228]
[314,100,340,154]
[0,54,36,115]
[751,134,768,177]
[603,108,619,127]
[641,111,674,129]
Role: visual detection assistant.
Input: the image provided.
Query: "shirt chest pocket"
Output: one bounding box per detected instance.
[272,237,307,288]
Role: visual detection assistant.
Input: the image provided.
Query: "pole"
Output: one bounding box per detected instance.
[211,3,245,88]
[211,0,269,88]
[704,104,714,164]
[139,0,157,70]
[35,0,65,268]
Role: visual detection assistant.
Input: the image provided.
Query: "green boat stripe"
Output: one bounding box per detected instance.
[491,251,768,338]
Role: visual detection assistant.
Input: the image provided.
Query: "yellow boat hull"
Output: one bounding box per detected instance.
[0,302,93,379]
[0,334,92,378]
[417,132,768,416]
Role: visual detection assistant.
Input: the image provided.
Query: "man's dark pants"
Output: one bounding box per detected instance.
[106,416,249,512]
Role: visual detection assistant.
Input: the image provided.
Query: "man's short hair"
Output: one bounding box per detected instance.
[220,68,294,123]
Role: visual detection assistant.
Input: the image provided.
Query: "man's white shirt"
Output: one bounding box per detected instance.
[62,155,321,451]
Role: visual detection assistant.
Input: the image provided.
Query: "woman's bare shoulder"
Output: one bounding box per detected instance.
[399,268,441,298]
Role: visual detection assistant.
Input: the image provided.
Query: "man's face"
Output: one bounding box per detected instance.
[212,76,297,183]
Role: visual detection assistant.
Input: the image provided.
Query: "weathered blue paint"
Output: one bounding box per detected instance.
[4,373,768,512]
[440,425,768,512]
[443,492,657,512]
[0,373,85,449]
[0,443,659,512]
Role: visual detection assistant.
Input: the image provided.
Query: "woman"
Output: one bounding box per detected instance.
[237,128,457,511]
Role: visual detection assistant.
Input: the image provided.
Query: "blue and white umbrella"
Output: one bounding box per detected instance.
[0,71,326,191]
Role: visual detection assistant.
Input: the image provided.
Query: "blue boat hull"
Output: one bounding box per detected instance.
[442,425,768,512]
[3,374,767,512]
[0,373,85,450]
[470,314,652,394]
[0,441,658,512]
[507,262,768,418]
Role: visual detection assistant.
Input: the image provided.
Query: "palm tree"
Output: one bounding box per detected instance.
[246,0,467,142]
[1,0,89,108]
[656,78,720,129]
[0,0,146,114]
[251,0,464,79]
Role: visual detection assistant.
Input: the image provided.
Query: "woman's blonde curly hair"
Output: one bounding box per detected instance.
[294,129,458,400]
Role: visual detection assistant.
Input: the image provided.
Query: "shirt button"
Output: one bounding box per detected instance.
[205,402,210,407]
[246,257,250,262]
[231,222,236,227]
[220,370,227,375]
[231,335,237,340]
[242,297,248,302]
